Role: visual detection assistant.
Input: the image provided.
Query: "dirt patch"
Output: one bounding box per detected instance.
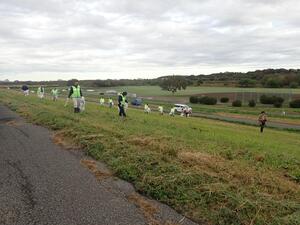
[129,137,156,147]
[80,159,112,180]
[179,151,225,178]
[128,194,179,225]
[52,131,80,150]
[81,134,105,140]
[5,120,23,127]
[128,136,174,153]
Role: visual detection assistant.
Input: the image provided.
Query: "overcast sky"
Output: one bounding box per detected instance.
[0,0,299,81]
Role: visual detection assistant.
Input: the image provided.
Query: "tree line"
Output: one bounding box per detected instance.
[1,68,300,90]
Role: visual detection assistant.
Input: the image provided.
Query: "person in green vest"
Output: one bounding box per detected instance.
[37,86,45,99]
[68,80,83,113]
[99,97,105,106]
[108,97,114,108]
[51,88,59,101]
[118,92,128,117]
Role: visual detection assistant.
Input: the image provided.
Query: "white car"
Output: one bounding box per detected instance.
[174,104,192,113]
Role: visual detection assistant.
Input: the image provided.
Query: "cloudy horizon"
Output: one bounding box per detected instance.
[0,0,300,81]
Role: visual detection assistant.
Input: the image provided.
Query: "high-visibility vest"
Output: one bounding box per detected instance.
[119,94,126,106]
[108,99,113,103]
[38,87,44,93]
[71,85,81,98]
[52,89,58,96]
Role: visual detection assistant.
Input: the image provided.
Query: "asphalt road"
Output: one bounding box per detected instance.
[0,105,198,225]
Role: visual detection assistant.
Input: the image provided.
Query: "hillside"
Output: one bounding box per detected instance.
[1,68,300,88]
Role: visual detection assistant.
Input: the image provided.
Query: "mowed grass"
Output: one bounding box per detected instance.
[1,89,300,225]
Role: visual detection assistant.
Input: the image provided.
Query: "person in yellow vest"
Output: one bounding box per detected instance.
[37,86,45,99]
[169,107,176,116]
[158,106,164,115]
[99,97,105,106]
[68,80,83,113]
[118,92,128,117]
[51,88,59,101]
[144,104,151,113]
[108,98,114,108]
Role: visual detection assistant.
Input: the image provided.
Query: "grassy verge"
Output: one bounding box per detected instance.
[1,89,300,225]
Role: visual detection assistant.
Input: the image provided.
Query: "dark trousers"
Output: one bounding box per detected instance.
[260,121,266,133]
[119,105,126,117]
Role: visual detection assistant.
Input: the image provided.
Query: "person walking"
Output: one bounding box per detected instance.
[51,88,59,101]
[258,111,267,133]
[144,104,151,113]
[99,97,105,106]
[118,92,128,117]
[37,86,45,99]
[183,106,191,117]
[169,107,176,116]
[68,80,83,113]
[22,85,29,96]
[158,106,164,115]
[108,98,114,108]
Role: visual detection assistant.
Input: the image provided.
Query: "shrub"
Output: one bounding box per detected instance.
[265,78,282,88]
[289,82,298,88]
[289,99,300,108]
[189,96,198,104]
[199,96,217,105]
[232,100,242,107]
[239,78,256,87]
[248,99,256,107]
[260,95,284,105]
[274,102,282,108]
[220,97,229,103]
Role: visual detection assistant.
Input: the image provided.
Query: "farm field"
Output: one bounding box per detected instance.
[56,85,300,125]
[0,89,299,225]
[78,85,300,97]
[4,85,300,127]
[6,85,299,96]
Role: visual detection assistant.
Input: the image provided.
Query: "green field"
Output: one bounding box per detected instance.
[64,85,300,97]
[6,85,300,126]
[1,89,299,225]
[14,85,299,97]
[49,85,300,122]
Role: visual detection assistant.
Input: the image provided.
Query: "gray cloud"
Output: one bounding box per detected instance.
[0,0,300,80]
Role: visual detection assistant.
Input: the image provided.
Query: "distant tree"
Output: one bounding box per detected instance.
[189,96,198,104]
[248,99,256,107]
[260,95,284,108]
[159,76,187,94]
[198,96,217,105]
[220,97,229,103]
[289,82,298,88]
[290,99,300,108]
[264,78,282,88]
[196,79,203,86]
[239,79,256,87]
[232,100,242,107]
